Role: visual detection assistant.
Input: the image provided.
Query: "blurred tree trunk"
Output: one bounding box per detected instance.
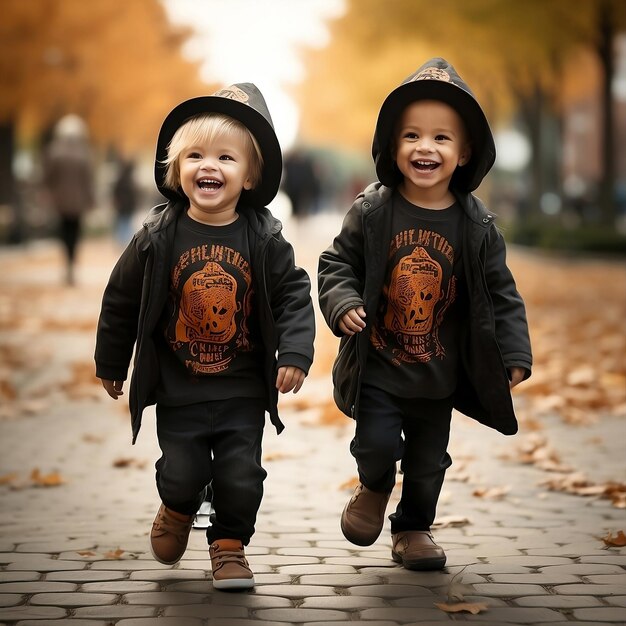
[518,82,544,219]
[0,123,13,205]
[0,122,22,243]
[596,0,615,226]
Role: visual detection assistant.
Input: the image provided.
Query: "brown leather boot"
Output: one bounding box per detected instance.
[340,483,391,546]
[391,530,446,570]
[149,504,194,565]
[209,538,255,590]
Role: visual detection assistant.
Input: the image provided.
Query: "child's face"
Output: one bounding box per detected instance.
[178,132,253,225]
[393,99,471,207]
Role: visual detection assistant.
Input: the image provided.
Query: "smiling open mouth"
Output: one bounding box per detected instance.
[197,178,223,190]
[411,160,439,172]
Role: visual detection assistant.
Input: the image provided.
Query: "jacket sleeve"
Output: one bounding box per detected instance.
[267,233,315,375]
[484,225,532,378]
[318,203,367,336]
[94,235,145,381]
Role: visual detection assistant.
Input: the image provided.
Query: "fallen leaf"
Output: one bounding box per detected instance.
[112,458,146,469]
[0,472,19,485]
[77,550,96,557]
[263,452,295,462]
[318,399,347,426]
[432,515,471,529]
[472,485,510,499]
[435,601,488,614]
[103,548,126,560]
[540,473,626,508]
[339,476,360,491]
[602,530,626,547]
[82,434,104,443]
[30,468,65,487]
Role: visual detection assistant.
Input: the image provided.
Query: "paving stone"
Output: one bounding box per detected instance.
[197,621,288,626]
[298,573,384,586]
[526,546,612,557]
[81,581,160,593]
[393,595,508,608]
[128,569,207,582]
[540,563,625,575]
[29,592,118,606]
[276,564,356,575]
[461,607,565,622]
[553,584,626,595]
[323,556,396,567]
[489,573,581,584]
[73,606,157,619]
[303,623,397,626]
[5,559,86,572]
[580,555,626,566]
[585,574,626,584]
[481,556,575,566]
[469,544,525,556]
[15,617,109,626]
[573,607,626,622]
[0,572,40,583]
[275,547,351,557]
[252,584,336,598]
[123,591,208,605]
[0,594,23,607]
[533,623,625,626]
[360,607,443,620]
[46,570,128,582]
[0,582,77,593]
[247,554,320,566]
[162,604,249,619]
[89,559,174,570]
[605,595,626,607]
[117,617,203,626]
[255,608,348,621]
[472,583,550,597]
[301,595,387,609]
[349,584,433,597]
[515,595,603,608]
[15,540,98,553]
[246,573,292,584]
[0,606,67,621]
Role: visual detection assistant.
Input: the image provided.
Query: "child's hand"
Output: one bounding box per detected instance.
[338,306,366,335]
[276,366,305,394]
[101,379,124,400]
[508,367,526,389]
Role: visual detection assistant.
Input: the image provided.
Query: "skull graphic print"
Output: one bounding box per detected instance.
[165,242,254,375]
[371,226,458,365]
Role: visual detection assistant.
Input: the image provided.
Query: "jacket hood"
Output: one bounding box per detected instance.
[372,57,496,192]
[154,83,283,208]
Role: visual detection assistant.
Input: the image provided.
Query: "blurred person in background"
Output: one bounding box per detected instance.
[112,157,140,246]
[42,114,95,285]
[282,146,321,218]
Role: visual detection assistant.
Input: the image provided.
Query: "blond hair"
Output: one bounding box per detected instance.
[162,113,263,192]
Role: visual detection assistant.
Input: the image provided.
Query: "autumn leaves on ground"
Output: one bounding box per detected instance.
[0,237,625,512]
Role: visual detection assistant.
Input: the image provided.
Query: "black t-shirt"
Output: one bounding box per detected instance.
[155,211,265,406]
[363,192,467,398]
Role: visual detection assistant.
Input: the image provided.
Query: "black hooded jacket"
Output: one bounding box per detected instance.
[318,58,531,436]
[95,200,315,443]
[318,183,531,435]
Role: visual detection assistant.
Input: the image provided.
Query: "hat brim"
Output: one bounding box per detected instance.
[372,80,495,192]
[155,96,283,207]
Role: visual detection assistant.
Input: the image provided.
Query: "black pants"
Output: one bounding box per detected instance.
[155,397,266,546]
[59,215,81,265]
[352,384,453,533]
